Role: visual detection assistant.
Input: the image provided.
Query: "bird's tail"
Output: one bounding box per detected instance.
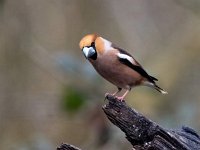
[154,84,168,94]
[143,81,168,94]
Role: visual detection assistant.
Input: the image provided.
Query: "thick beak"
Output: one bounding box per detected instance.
[82,47,96,59]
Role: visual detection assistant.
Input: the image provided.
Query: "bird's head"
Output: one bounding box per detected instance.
[79,34,98,60]
[79,34,112,60]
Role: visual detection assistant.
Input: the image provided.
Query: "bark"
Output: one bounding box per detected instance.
[102,94,200,150]
[57,94,200,150]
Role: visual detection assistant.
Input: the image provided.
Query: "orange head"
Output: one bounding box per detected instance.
[79,34,98,60]
[80,34,112,60]
[79,34,98,50]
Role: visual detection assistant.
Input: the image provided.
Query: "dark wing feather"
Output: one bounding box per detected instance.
[116,54,156,84]
[118,57,155,83]
[149,75,158,81]
[113,45,158,83]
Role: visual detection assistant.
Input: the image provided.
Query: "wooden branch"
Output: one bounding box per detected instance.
[57,94,200,150]
[102,94,200,150]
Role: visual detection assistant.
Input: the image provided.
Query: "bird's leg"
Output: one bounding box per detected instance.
[105,87,122,98]
[112,87,122,96]
[116,88,131,102]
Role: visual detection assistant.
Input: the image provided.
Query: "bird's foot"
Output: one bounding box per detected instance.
[104,93,125,102]
[115,96,125,102]
[104,93,117,98]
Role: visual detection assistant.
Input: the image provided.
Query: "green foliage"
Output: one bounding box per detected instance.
[61,86,86,113]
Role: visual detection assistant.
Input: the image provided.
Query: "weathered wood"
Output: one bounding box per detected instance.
[102,94,200,150]
[57,94,200,150]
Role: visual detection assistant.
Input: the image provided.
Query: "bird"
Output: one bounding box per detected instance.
[79,34,167,101]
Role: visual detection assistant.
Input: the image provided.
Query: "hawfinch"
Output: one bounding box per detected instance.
[79,34,167,101]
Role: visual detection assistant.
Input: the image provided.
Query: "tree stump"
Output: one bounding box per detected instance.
[57,94,200,150]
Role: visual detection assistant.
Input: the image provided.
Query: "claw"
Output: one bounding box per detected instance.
[104,93,125,102]
[115,96,125,102]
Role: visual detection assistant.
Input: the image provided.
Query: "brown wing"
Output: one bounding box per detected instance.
[113,45,158,83]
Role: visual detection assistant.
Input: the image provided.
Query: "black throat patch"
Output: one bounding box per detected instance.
[89,42,97,60]
[89,52,97,60]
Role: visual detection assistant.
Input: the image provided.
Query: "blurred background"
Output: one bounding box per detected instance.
[0,0,200,149]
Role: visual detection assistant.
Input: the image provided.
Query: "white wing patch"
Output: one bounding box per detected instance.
[117,53,136,64]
